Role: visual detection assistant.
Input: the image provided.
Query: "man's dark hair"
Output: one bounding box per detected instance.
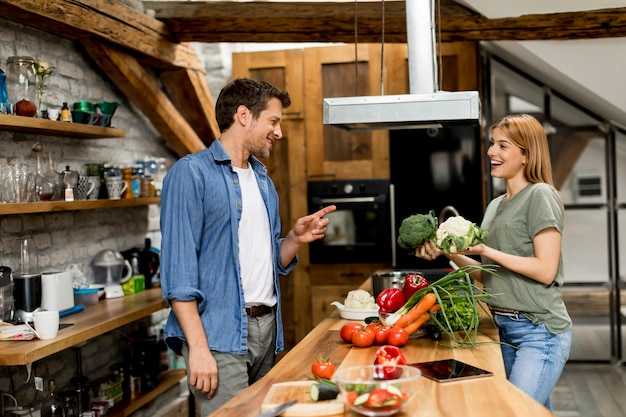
[215,78,291,133]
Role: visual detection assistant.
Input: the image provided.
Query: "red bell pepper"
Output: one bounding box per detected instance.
[402,273,428,301]
[376,288,406,313]
[374,345,407,380]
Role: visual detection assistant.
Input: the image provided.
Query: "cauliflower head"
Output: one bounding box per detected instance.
[436,215,487,253]
[344,289,377,310]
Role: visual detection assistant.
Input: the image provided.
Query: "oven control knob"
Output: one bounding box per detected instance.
[343,183,354,194]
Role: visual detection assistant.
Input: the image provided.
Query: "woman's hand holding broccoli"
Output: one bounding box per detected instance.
[400,212,488,260]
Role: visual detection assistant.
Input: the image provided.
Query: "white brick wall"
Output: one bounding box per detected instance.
[0,9,233,413]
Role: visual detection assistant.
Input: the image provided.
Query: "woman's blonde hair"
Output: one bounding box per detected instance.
[490,114,555,186]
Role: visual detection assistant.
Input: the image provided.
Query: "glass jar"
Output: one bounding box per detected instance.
[6,56,36,116]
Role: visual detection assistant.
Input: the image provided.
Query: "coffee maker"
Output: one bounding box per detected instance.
[13,238,42,323]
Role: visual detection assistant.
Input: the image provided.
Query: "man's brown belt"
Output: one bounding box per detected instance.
[246,305,274,318]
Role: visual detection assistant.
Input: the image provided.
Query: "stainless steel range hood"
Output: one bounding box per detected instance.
[323,0,481,131]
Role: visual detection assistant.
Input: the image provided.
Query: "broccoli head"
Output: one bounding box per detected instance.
[397,210,438,254]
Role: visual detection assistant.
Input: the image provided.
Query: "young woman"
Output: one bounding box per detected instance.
[416,114,572,410]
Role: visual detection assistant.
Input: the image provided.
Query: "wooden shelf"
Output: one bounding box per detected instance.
[0,289,168,366]
[108,369,187,417]
[0,114,125,139]
[0,197,160,215]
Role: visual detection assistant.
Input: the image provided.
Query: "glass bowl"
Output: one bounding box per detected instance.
[334,365,421,416]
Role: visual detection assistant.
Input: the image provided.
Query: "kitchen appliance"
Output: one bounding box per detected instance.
[91,249,132,298]
[61,165,79,202]
[121,238,160,289]
[0,265,14,322]
[389,124,483,269]
[370,269,452,299]
[13,237,42,323]
[307,178,393,264]
[323,0,480,130]
[41,270,75,312]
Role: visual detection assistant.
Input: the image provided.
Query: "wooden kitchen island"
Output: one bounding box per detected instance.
[210,314,556,417]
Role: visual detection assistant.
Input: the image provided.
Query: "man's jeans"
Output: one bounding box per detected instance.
[182,310,276,417]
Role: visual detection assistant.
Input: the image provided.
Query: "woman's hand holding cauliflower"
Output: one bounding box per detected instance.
[436,215,488,253]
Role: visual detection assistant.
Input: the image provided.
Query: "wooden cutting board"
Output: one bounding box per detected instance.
[261,381,344,416]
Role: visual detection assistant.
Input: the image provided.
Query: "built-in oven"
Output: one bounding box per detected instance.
[307,178,394,264]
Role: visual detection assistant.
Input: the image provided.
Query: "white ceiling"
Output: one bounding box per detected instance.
[458,0,626,128]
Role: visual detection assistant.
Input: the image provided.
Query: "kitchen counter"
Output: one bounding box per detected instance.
[0,288,168,366]
[209,314,556,417]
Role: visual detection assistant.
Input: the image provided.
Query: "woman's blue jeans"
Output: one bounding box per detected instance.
[493,312,572,411]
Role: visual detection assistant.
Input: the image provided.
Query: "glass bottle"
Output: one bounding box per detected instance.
[43,380,65,417]
[0,67,8,114]
[32,145,59,201]
[6,56,36,116]
[60,102,71,122]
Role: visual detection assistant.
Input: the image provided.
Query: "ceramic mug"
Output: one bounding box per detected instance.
[86,176,101,200]
[25,310,59,340]
[106,177,127,200]
[77,176,96,200]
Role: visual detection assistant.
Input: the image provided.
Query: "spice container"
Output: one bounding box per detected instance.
[6,56,36,116]
[61,102,72,122]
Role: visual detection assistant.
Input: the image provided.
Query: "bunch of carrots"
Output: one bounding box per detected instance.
[385,265,501,347]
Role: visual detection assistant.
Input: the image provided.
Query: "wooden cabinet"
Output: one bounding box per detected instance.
[232,50,308,349]
[0,289,185,417]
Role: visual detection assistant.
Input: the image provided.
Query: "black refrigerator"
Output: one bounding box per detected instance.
[389,125,484,269]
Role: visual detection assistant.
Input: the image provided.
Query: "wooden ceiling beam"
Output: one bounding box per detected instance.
[160,69,220,146]
[143,1,626,43]
[0,0,204,71]
[80,38,206,157]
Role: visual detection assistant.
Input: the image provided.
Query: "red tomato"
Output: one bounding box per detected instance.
[385,327,409,347]
[363,388,402,408]
[311,355,335,379]
[340,322,364,343]
[345,391,358,405]
[374,326,390,345]
[351,327,375,347]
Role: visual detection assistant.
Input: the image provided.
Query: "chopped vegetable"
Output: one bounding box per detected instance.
[344,289,377,310]
[376,288,406,313]
[397,211,438,254]
[310,379,339,401]
[402,273,428,301]
[374,346,407,379]
[436,215,488,253]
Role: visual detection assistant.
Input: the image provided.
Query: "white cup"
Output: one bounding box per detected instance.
[26,310,60,340]
[105,177,128,200]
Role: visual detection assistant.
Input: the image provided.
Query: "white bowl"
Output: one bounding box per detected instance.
[331,301,379,321]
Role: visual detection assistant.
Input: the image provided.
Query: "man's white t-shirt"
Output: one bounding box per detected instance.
[233,164,276,307]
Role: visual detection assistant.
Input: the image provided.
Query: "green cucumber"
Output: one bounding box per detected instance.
[310,382,339,401]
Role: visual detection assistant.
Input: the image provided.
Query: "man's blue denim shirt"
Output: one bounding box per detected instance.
[159,139,297,355]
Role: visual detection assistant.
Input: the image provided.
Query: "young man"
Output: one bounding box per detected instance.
[160,78,335,415]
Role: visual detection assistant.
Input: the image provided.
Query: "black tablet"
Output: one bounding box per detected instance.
[411,359,493,382]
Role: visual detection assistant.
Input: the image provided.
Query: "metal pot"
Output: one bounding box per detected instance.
[370,271,422,299]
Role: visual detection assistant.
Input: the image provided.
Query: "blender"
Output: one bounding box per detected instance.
[91,249,131,298]
[13,237,42,323]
